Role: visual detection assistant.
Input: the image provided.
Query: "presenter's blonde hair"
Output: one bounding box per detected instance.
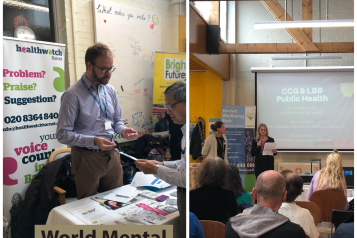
[315,149,347,196]
[255,123,269,142]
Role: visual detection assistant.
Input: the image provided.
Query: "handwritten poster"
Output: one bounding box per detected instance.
[94,0,162,142]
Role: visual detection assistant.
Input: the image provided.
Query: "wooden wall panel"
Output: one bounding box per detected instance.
[189,6,230,80]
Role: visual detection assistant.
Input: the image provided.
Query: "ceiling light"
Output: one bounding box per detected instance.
[271,56,342,60]
[3,0,49,12]
[255,20,354,29]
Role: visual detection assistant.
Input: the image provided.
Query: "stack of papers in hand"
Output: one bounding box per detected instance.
[131,172,171,191]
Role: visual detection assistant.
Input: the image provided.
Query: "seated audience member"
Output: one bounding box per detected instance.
[333,214,354,238]
[279,170,318,238]
[308,149,348,210]
[226,164,253,207]
[225,170,305,238]
[190,212,205,238]
[190,157,237,224]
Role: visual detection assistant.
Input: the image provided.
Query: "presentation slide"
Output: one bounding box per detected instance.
[257,71,353,150]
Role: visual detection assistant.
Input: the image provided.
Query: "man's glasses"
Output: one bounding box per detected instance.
[92,63,116,74]
[164,100,184,111]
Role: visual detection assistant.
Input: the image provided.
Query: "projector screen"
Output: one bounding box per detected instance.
[255,69,353,151]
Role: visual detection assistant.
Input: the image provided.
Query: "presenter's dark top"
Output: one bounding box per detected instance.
[190,185,238,225]
[251,136,277,178]
[216,136,225,159]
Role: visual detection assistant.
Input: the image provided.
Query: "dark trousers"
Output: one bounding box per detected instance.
[71,146,123,199]
[177,188,186,238]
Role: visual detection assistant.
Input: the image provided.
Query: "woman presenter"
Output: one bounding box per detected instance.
[201,121,228,162]
[251,123,277,178]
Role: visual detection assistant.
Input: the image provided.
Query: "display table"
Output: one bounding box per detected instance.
[295,185,354,201]
[46,186,181,238]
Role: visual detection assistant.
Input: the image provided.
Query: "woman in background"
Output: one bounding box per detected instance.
[308,149,348,210]
[201,121,227,162]
[251,123,277,178]
[279,170,318,238]
[226,164,252,206]
[190,157,237,224]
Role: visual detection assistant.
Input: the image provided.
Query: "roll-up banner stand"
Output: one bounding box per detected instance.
[3,37,66,223]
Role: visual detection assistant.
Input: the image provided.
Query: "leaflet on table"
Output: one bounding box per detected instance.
[66,200,116,225]
[131,172,171,189]
[262,142,276,156]
[170,191,177,197]
[167,198,177,205]
[113,185,137,197]
[90,191,144,207]
[125,206,167,225]
[103,190,140,203]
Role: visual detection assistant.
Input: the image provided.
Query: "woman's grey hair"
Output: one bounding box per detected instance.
[196,157,228,187]
[164,81,186,104]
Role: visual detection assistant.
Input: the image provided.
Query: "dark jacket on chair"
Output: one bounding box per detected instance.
[19,155,71,238]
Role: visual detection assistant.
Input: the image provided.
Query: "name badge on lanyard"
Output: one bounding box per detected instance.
[105,121,112,130]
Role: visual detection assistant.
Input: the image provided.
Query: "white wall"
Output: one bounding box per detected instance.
[222,0,354,168]
[64,0,182,85]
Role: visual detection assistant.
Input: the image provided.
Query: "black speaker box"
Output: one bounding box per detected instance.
[206,25,220,54]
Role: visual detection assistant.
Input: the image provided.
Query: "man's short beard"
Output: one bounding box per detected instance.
[92,67,110,85]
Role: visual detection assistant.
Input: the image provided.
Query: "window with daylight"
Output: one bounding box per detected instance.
[3,0,56,42]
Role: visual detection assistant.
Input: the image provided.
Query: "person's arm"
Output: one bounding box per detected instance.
[163,160,181,169]
[111,86,128,136]
[156,164,185,188]
[251,139,260,157]
[190,213,205,238]
[224,135,228,161]
[56,91,95,147]
[201,136,212,158]
[308,172,318,200]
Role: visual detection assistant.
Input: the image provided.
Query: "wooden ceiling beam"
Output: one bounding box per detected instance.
[219,42,354,54]
[302,0,313,41]
[261,0,319,52]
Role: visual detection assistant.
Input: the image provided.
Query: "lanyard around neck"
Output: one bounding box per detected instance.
[81,76,108,118]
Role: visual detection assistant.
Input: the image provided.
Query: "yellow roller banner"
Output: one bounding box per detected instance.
[153,52,186,104]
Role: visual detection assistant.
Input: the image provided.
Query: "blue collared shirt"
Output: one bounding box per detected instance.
[56,73,126,149]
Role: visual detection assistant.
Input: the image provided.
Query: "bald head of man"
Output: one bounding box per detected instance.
[252,170,287,211]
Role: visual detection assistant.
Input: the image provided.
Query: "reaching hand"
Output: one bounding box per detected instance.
[121,128,139,140]
[152,160,164,165]
[94,137,116,151]
[135,159,157,174]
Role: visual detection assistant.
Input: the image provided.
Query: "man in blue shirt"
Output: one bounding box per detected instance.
[57,43,137,199]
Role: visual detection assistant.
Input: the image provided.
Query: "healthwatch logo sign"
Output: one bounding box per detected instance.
[164,58,186,80]
[16,44,62,56]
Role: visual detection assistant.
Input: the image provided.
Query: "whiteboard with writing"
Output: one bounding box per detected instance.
[94,0,162,142]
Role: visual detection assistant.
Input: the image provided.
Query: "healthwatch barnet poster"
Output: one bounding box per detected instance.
[3,37,66,221]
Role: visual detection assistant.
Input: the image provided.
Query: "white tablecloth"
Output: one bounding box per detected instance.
[295,185,354,201]
[46,186,181,238]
